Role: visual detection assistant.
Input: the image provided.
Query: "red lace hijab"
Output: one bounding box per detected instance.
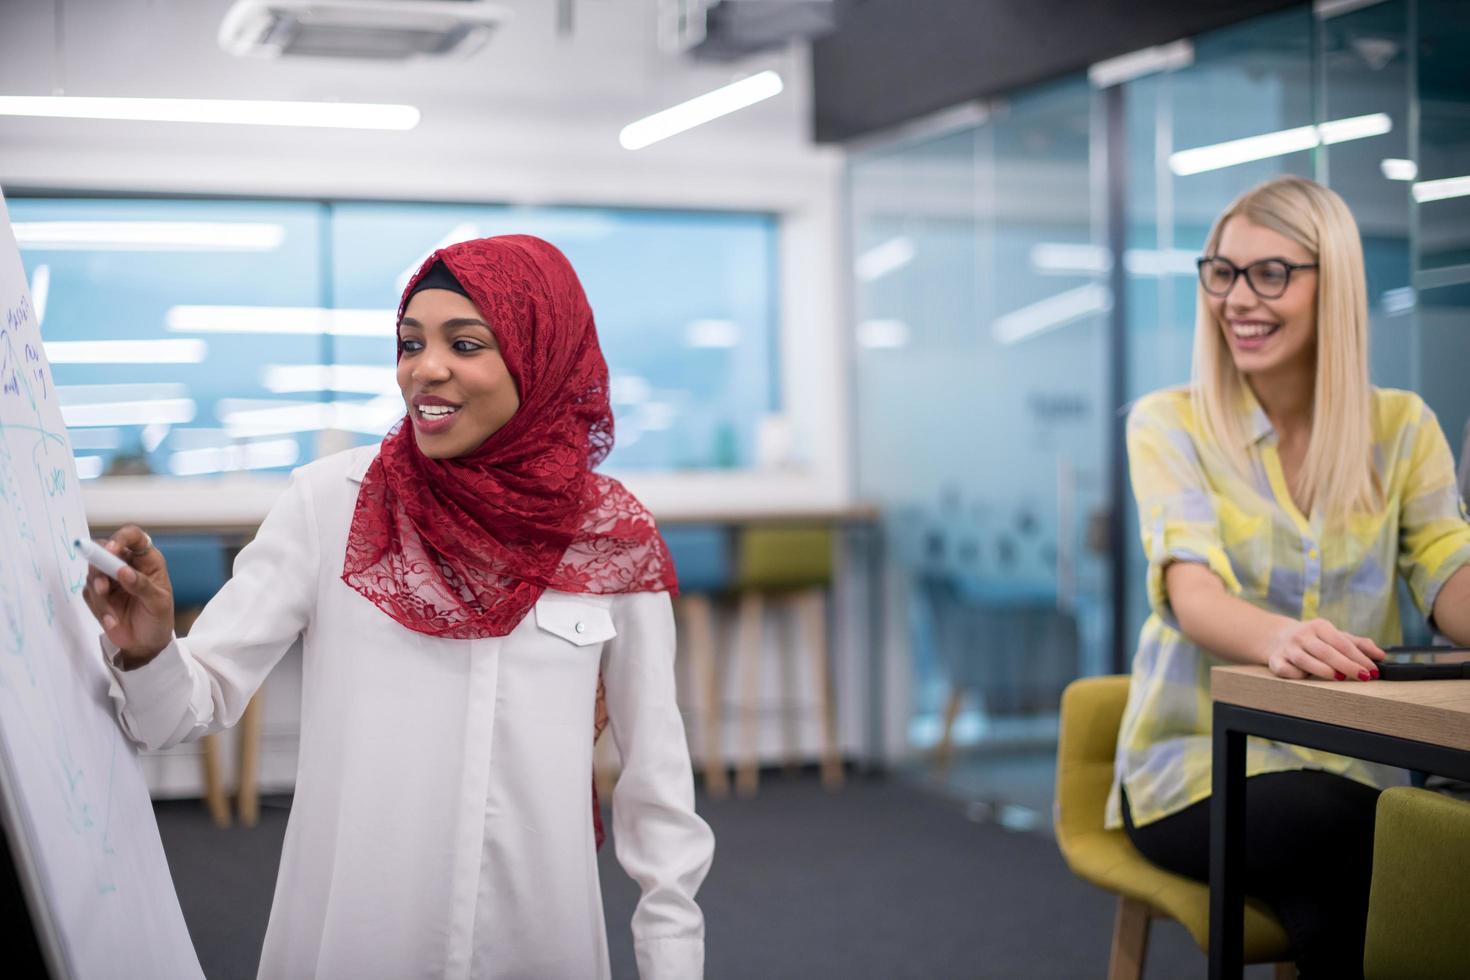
[343,234,676,634]
[341,236,678,843]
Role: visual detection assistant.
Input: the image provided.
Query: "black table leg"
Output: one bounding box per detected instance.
[1210,703,1246,979]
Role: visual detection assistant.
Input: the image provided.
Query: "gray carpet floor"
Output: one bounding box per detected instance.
[155,774,1280,979]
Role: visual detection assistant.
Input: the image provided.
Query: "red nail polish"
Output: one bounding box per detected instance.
[1358,671,1371,681]
[1370,669,1380,679]
[1334,671,1346,681]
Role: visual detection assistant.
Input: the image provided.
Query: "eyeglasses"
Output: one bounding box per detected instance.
[1196,256,1318,300]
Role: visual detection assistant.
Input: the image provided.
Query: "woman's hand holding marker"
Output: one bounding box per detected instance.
[79,525,175,670]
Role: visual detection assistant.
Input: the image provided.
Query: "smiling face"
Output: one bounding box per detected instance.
[396,288,521,459]
[1209,216,1320,380]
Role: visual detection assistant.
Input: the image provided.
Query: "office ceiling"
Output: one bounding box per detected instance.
[0,0,820,176]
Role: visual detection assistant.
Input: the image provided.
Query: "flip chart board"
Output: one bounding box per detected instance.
[0,188,203,979]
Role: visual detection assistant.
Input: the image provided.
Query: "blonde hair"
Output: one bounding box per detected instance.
[1191,174,1377,518]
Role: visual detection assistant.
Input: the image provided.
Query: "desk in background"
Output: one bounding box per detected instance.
[89,502,888,800]
[1208,666,1470,979]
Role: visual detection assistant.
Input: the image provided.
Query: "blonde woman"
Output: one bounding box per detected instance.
[1108,175,1470,977]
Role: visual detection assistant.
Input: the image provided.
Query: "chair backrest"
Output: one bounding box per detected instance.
[660,525,732,595]
[1364,786,1470,979]
[153,535,229,609]
[923,574,1080,713]
[733,526,833,592]
[1054,675,1129,852]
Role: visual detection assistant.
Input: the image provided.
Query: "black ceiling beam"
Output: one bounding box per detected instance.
[812,0,1307,143]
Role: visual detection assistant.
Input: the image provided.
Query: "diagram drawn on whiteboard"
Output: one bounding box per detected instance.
[1,283,119,896]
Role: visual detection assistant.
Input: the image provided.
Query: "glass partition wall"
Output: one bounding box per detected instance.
[851,77,1110,823]
[850,0,1470,826]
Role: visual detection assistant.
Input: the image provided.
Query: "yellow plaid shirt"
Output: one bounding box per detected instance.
[1107,386,1470,829]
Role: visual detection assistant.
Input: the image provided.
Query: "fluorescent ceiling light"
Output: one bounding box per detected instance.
[992,284,1110,346]
[1411,174,1470,204]
[855,237,916,282]
[1088,40,1193,88]
[0,96,420,130]
[1172,126,1317,176]
[684,320,741,348]
[73,456,105,480]
[43,339,207,364]
[166,306,396,336]
[1030,243,1110,275]
[58,383,189,405]
[1315,0,1392,18]
[217,399,329,437]
[167,438,301,477]
[1316,113,1393,144]
[857,319,910,349]
[261,364,398,394]
[620,70,783,150]
[1380,158,1417,181]
[1029,243,1198,277]
[1381,287,1415,315]
[218,395,402,437]
[14,221,284,251]
[1169,113,1392,176]
[29,265,49,323]
[61,398,197,428]
[1124,249,1199,277]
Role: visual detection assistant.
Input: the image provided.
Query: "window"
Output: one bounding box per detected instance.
[14,198,779,478]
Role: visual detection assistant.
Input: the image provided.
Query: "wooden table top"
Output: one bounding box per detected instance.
[1212,665,1470,753]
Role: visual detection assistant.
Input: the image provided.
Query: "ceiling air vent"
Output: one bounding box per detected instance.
[219,0,512,61]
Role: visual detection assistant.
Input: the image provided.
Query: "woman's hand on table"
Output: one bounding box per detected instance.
[1264,617,1384,682]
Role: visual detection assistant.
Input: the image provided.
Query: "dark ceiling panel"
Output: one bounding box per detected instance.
[812,0,1308,142]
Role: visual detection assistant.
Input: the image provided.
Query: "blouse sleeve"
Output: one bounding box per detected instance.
[602,590,715,980]
[1396,400,1470,623]
[1127,394,1242,629]
[102,468,321,751]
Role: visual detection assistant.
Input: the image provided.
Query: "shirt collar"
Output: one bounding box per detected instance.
[345,445,377,484]
[1241,384,1273,445]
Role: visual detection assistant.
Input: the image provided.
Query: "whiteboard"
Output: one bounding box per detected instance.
[0,189,204,979]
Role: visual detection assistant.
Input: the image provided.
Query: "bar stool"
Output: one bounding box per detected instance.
[666,525,735,797]
[732,526,843,796]
[598,525,734,798]
[157,535,263,828]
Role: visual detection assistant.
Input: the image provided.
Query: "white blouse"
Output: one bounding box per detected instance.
[103,446,714,980]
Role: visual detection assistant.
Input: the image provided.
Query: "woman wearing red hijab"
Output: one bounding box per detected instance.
[83,236,715,979]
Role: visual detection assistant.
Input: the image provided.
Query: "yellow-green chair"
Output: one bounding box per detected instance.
[1364,786,1470,979]
[1055,676,1293,979]
[731,526,843,797]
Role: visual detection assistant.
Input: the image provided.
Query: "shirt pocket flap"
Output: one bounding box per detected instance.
[534,595,617,647]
